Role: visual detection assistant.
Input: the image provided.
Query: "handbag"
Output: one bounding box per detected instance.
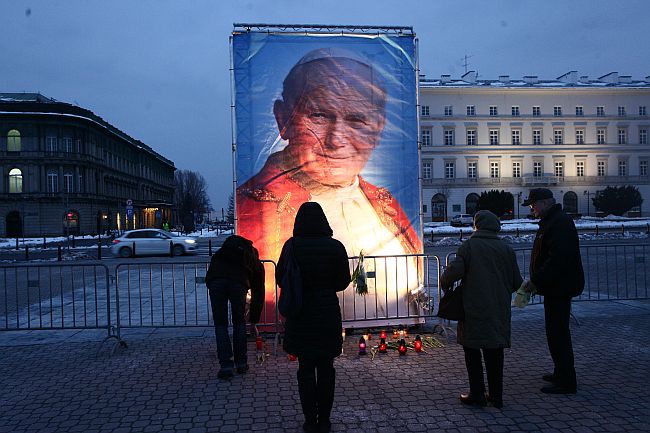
[278,239,303,318]
[437,282,465,321]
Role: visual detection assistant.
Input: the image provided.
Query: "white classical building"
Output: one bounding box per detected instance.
[419,71,650,222]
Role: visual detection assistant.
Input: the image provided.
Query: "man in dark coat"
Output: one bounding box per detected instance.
[441,210,523,409]
[276,202,351,433]
[523,188,584,394]
[205,235,265,380]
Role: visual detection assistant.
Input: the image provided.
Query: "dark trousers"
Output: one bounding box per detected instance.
[208,279,247,371]
[544,296,577,387]
[297,356,336,425]
[463,346,504,401]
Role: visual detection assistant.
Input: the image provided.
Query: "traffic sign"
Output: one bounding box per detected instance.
[126,198,133,206]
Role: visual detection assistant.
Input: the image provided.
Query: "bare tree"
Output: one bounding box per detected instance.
[174,170,213,231]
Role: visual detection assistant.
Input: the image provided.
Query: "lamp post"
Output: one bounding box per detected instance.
[583,190,590,217]
[517,192,522,219]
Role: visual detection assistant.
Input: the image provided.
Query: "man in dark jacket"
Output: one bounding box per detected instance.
[523,188,584,394]
[205,235,265,379]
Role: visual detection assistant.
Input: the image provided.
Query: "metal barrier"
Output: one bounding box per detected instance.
[0,263,120,345]
[113,260,280,332]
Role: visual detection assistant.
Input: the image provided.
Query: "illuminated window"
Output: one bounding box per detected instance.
[532,106,541,116]
[9,168,22,193]
[7,129,21,152]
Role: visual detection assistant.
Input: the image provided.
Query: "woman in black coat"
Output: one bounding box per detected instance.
[276,202,351,433]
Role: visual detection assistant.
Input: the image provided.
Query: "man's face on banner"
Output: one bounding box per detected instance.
[274,61,386,187]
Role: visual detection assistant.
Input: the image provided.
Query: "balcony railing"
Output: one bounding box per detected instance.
[422,175,650,187]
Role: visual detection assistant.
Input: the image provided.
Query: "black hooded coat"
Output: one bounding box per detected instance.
[276,202,351,359]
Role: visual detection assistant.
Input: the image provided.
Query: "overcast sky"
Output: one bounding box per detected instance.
[2,0,649,213]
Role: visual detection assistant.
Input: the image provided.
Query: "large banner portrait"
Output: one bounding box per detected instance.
[231,28,423,325]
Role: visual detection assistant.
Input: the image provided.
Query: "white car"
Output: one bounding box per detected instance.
[110,229,197,258]
[450,214,474,227]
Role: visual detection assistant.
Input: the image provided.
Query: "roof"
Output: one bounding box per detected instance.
[0,92,175,168]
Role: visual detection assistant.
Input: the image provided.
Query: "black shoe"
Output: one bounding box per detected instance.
[486,394,503,409]
[542,373,556,383]
[217,369,233,380]
[318,420,332,433]
[302,421,318,433]
[236,365,249,374]
[459,393,487,407]
[540,384,577,394]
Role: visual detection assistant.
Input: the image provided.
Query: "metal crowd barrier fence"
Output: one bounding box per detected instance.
[0,263,121,345]
[444,243,650,304]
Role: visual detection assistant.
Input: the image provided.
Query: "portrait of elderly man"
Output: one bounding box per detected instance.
[237,48,422,320]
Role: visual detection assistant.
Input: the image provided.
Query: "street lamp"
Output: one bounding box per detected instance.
[583,190,590,217]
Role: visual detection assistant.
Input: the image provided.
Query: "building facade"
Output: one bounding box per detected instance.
[419,71,650,221]
[0,93,175,237]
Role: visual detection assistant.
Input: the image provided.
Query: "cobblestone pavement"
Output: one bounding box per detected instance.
[1,300,649,433]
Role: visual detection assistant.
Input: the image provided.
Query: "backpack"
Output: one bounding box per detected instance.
[278,239,303,318]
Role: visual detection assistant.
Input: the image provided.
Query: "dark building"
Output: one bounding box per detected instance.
[0,93,175,237]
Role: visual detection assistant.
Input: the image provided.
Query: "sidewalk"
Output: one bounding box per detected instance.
[1,300,649,432]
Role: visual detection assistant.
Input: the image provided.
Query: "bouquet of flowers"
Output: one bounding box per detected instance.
[513,280,536,308]
[351,250,368,296]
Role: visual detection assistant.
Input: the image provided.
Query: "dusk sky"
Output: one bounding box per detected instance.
[2,0,649,213]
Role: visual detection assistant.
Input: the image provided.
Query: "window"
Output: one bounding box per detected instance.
[511,129,521,145]
[533,161,543,177]
[444,129,455,145]
[554,161,564,177]
[639,129,648,145]
[554,129,564,145]
[63,172,74,193]
[9,168,22,193]
[467,161,477,178]
[444,105,453,116]
[7,129,21,152]
[597,128,607,144]
[466,105,475,116]
[421,129,431,147]
[618,128,627,144]
[489,106,498,116]
[575,106,584,116]
[533,129,542,145]
[423,204,427,213]
[511,106,520,116]
[639,160,648,177]
[421,105,430,116]
[596,106,605,116]
[466,129,476,146]
[490,161,500,178]
[575,129,585,144]
[640,106,647,116]
[532,106,541,116]
[489,129,499,145]
[512,161,521,178]
[618,160,627,176]
[47,171,59,193]
[597,160,607,177]
[618,106,626,116]
[444,162,455,179]
[554,106,562,116]
[422,161,432,179]
[62,137,73,152]
[78,174,83,192]
[576,161,585,177]
[46,136,58,152]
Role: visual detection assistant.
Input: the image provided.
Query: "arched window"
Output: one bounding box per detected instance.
[7,130,21,152]
[563,191,578,214]
[431,193,447,222]
[9,168,23,193]
[465,193,480,215]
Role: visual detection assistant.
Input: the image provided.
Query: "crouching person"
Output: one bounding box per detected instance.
[206,235,265,379]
